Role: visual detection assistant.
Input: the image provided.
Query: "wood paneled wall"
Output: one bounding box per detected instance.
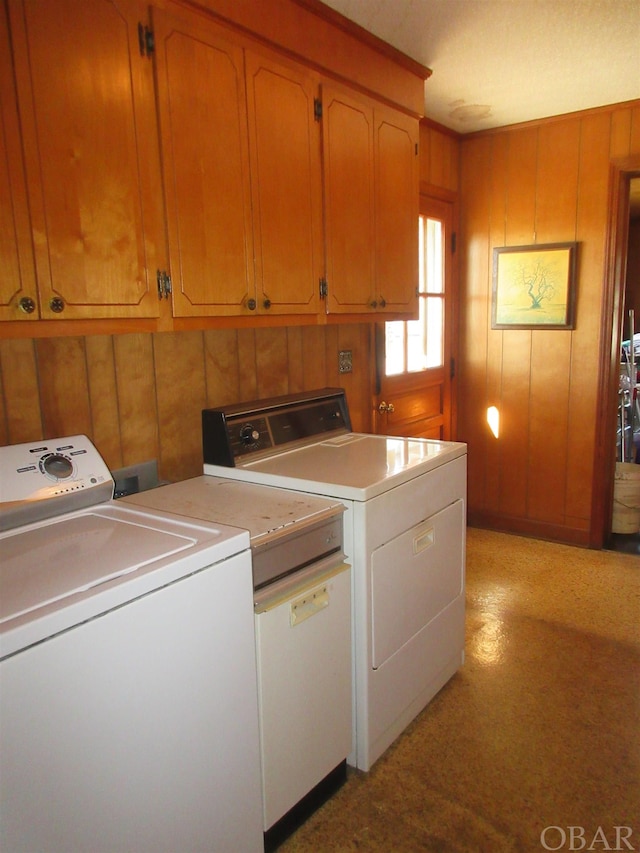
[0,324,372,482]
[458,103,640,545]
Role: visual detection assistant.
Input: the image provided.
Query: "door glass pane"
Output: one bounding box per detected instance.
[385,214,444,376]
[422,218,443,294]
[407,305,426,372]
[425,296,443,367]
[385,321,405,375]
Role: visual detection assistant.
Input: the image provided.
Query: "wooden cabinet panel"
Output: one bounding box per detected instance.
[245,50,323,315]
[374,106,419,313]
[8,0,164,320]
[152,6,255,317]
[322,85,375,313]
[0,0,36,321]
[323,84,418,316]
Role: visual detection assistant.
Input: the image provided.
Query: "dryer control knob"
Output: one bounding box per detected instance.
[240,424,260,445]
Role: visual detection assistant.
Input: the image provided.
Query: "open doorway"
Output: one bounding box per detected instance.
[608,176,640,553]
[593,161,640,550]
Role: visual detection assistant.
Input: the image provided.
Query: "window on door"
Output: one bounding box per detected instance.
[373,194,454,440]
[384,214,445,376]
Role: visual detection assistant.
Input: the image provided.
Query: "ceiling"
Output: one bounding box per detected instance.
[320,0,640,134]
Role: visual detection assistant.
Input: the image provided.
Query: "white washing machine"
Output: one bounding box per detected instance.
[202,388,467,771]
[0,436,263,853]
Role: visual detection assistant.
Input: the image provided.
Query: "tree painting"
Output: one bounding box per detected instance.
[519,257,556,310]
[492,244,576,328]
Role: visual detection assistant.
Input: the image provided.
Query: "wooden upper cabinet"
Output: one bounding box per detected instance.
[7,0,165,320]
[0,0,37,322]
[244,50,323,315]
[322,84,419,316]
[322,84,376,314]
[374,106,419,314]
[2,0,420,330]
[152,5,255,317]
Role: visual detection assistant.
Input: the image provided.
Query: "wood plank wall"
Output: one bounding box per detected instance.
[0,325,372,483]
[458,102,640,545]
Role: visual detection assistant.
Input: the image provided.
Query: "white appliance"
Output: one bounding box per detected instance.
[122,476,352,845]
[202,388,467,771]
[0,436,263,853]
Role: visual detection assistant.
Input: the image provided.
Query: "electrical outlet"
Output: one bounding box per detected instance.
[111,459,159,498]
[338,350,353,373]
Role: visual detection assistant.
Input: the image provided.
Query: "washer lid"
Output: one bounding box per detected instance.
[1,512,194,624]
[0,503,250,658]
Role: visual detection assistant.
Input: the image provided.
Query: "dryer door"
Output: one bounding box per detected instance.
[370,499,464,669]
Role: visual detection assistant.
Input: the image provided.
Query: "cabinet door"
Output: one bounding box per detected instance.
[8,0,164,320]
[322,84,375,314]
[0,0,37,321]
[245,50,323,315]
[374,106,419,314]
[152,6,255,317]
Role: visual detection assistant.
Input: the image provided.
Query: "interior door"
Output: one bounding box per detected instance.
[374,196,456,439]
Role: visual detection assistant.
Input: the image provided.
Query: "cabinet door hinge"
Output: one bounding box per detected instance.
[319,277,328,298]
[314,98,323,121]
[157,270,172,299]
[450,357,456,379]
[138,23,155,57]
[451,231,457,254]
[415,142,418,156]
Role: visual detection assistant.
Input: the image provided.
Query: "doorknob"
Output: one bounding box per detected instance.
[378,401,395,414]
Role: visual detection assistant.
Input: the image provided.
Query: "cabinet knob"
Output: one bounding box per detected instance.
[378,400,395,414]
[370,299,378,309]
[247,298,257,311]
[263,298,272,309]
[18,296,36,314]
[49,297,65,313]
[379,297,387,308]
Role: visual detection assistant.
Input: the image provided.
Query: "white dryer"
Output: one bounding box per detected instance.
[202,388,467,771]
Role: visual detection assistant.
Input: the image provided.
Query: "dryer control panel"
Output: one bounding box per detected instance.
[202,388,351,467]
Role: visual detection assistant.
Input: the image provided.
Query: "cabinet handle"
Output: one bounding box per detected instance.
[379,297,386,308]
[378,401,395,414]
[49,297,65,313]
[263,298,272,309]
[247,298,257,310]
[18,296,36,314]
[370,299,378,309]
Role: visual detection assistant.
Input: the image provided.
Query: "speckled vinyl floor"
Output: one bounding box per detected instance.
[278,528,640,852]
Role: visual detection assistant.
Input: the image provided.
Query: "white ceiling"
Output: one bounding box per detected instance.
[320,0,640,134]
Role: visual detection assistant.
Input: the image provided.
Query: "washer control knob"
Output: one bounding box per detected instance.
[40,453,74,480]
[239,424,260,445]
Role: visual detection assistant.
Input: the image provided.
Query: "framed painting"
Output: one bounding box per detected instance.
[491,242,578,329]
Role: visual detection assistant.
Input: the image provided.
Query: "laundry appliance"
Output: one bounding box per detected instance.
[202,387,467,771]
[0,435,263,853]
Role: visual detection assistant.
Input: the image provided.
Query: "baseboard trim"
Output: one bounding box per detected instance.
[467,511,591,548]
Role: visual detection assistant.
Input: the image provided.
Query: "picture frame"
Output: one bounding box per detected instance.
[491,242,578,329]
